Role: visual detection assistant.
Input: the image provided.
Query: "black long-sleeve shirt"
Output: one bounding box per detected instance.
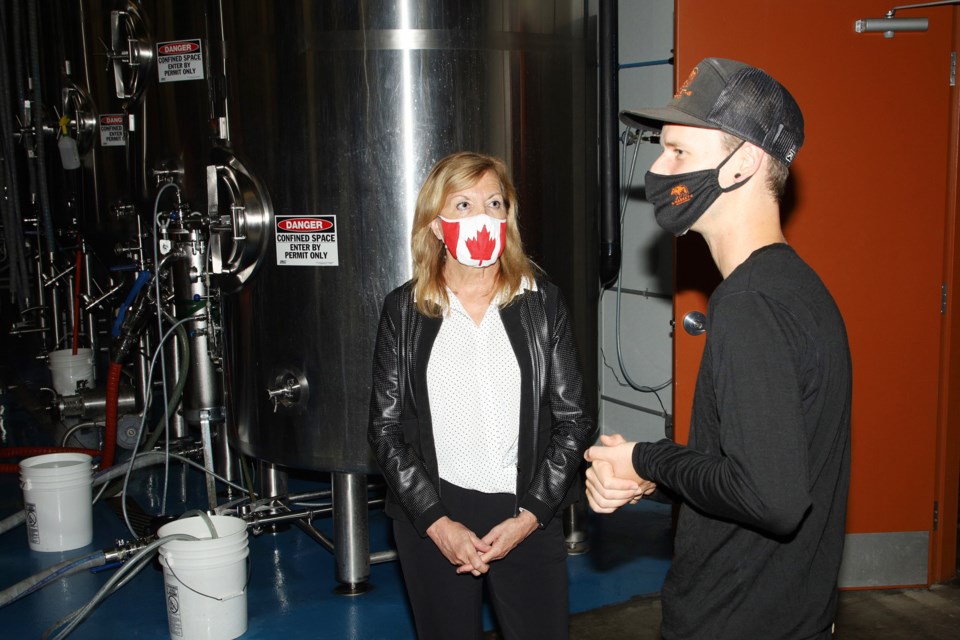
[634,244,852,640]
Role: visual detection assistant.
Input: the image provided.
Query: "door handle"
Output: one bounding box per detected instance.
[682,311,706,336]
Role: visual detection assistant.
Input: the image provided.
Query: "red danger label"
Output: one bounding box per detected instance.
[277,218,334,232]
[100,115,124,125]
[158,42,200,55]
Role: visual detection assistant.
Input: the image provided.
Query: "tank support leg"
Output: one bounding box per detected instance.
[563,501,590,555]
[259,460,288,501]
[333,471,371,595]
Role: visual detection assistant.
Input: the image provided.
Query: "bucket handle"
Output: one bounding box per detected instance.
[160,554,251,602]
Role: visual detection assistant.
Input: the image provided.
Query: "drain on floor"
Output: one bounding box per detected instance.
[105,494,155,538]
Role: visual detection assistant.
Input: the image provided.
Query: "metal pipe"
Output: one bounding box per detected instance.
[85,281,125,311]
[285,485,385,504]
[598,0,621,288]
[333,472,370,594]
[601,393,669,418]
[162,317,187,439]
[213,0,231,143]
[82,247,97,362]
[370,549,398,565]
[134,334,151,408]
[291,507,397,565]
[293,519,335,553]
[253,506,333,526]
[199,415,217,510]
[287,489,333,502]
[58,386,138,419]
[889,0,960,13]
[214,424,238,497]
[33,252,53,350]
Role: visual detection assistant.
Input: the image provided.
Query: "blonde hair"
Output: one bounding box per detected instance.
[410,151,536,317]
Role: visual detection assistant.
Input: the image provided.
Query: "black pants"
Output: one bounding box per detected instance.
[393,480,569,640]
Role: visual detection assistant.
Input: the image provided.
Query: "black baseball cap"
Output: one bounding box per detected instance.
[620,58,804,166]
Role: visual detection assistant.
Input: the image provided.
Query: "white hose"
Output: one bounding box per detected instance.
[0,551,105,608]
[43,533,198,640]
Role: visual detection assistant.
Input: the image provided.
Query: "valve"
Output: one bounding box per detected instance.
[266,373,307,413]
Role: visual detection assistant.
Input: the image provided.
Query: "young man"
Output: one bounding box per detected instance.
[586,58,852,639]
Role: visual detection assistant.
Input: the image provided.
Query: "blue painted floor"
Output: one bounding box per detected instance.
[0,373,672,639]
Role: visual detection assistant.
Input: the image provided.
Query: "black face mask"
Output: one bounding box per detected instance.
[644,142,750,236]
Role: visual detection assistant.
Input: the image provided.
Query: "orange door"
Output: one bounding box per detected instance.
[672,0,957,586]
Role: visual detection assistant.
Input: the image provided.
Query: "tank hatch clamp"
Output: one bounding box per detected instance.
[205,149,273,293]
[107,7,154,103]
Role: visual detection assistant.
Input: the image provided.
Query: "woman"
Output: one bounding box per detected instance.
[368,151,597,639]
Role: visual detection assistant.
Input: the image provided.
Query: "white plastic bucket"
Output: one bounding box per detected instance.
[157,515,250,640]
[48,348,95,395]
[19,453,94,552]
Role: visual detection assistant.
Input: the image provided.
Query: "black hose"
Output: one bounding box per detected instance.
[110,291,153,365]
[598,0,621,288]
[9,0,34,305]
[0,0,30,306]
[11,0,26,108]
[27,0,57,255]
[15,0,43,282]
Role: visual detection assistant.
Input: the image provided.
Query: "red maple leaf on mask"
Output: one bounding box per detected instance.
[465,224,498,264]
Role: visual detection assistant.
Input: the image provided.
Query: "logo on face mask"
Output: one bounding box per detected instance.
[438,214,507,268]
[670,184,693,205]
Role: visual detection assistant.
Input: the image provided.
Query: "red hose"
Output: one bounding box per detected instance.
[0,446,101,458]
[72,248,82,355]
[0,446,102,474]
[101,361,123,469]
[0,361,122,473]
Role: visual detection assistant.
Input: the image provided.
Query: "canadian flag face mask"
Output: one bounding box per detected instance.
[438,214,507,268]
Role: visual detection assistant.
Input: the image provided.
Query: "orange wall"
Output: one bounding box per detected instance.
[671,0,958,581]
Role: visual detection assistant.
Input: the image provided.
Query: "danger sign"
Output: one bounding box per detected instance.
[99,114,126,147]
[276,215,339,266]
[157,39,205,83]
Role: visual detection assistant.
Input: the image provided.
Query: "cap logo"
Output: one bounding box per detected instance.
[674,66,699,100]
[671,184,693,205]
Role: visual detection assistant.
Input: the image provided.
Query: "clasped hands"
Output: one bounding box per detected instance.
[584,434,656,513]
[426,509,539,577]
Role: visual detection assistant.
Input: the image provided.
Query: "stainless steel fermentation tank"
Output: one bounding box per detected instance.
[219,1,598,588]
[219,1,597,475]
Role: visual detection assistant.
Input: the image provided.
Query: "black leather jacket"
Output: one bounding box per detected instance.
[368,278,597,535]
